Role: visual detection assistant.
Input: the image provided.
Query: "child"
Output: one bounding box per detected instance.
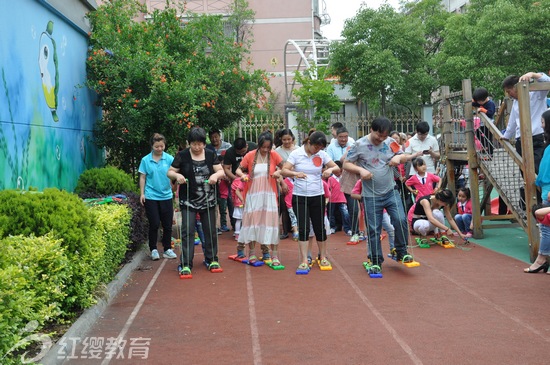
[406,157,441,202]
[351,179,395,250]
[327,161,352,235]
[307,177,332,265]
[472,87,496,156]
[454,187,473,237]
[283,177,299,241]
[231,176,245,243]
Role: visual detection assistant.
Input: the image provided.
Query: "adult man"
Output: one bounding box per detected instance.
[329,122,355,147]
[501,72,550,174]
[405,121,440,176]
[326,126,353,162]
[344,117,416,274]
[206,129,233,232]
[223,138,257,181]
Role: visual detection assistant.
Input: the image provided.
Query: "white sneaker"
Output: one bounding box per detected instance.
[151,249,160,261]
[163,249,177,259]
[330,228,336,234]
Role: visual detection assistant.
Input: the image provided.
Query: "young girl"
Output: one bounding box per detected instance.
[454,187,473,237]
[406,157,441,202]
[231,176,245,242]
[283,177,299,241]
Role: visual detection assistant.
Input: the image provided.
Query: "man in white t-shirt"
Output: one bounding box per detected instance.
[405,121,440,176]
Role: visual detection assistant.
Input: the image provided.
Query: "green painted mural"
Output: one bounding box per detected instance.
[0,0,104,191]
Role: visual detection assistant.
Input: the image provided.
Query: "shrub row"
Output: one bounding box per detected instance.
[0,191,132,363]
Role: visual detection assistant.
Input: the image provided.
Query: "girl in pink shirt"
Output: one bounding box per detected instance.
[454,187,473,237]
[406,157,441,202]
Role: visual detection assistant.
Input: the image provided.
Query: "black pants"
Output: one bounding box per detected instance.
[293,194,326,242]
[144,198,174,252]
[180,205,218,269]
[345,193,359,234]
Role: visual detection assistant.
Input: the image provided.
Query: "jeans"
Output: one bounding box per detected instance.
[362,189,408,265]
[455,213,472,234]
[345,193,360,234]
[329,202,351,232]
[539,224,550,256]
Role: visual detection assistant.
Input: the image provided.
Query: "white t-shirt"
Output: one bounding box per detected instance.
[287,146,332,197]
[405,134,439,175]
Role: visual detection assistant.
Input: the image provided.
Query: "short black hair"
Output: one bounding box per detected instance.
[473,87,489,102]
[416,121,430,134]
[371,116,392,134]
[331,122,344,129]
[502,75,519,89]
[305,131,327,147]
[336,126,348,135]
[233,137,247,150]
[187,127,207,144]
[208,129,221,138]
[412,157,426,169]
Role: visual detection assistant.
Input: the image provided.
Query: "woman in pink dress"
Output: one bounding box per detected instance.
[235,132,284,266]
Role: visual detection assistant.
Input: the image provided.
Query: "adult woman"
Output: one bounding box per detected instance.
[282,131,340,273]
[167,127,225,277]
[235,132,284,266]
[138,133,176,261]
[275,129,298,239]
[409,189,466,242]
[527,110,550,273]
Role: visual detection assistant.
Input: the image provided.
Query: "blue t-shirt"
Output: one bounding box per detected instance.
[138,151,174,200]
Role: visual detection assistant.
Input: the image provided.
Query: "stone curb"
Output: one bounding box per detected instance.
[41,246,147,365]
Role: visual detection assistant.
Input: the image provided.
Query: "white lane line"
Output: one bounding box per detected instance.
[424,261,550,343]
[246,265,263,365]
[331,258,424,365]
[101,258,168,365]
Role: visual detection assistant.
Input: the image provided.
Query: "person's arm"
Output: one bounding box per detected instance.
[321,160,340,179]
[167,166,186,184]
[208,163,225,184]
[421,199,448,231]
[281,161,306,179]
[223,164,236,181]
[443,206,466,240]
[343,160,372,180]
[519,72,544,82]
[235,189,245,207]
[139,173,146,205]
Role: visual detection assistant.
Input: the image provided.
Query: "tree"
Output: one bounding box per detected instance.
[435,0,550,97]
[329,5,428,115]
[292,67,341,134]
[86,0,270,175]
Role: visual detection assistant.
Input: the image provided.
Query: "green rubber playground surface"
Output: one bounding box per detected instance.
[461,220,531,263]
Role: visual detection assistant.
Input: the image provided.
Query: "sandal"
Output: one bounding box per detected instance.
[271,256,282,266]
[208,261,221,270]
[319,258,331,267]
[248,255,258,264]
[298,263,309,270]
[180,266,192,276]
[292,232,299,241]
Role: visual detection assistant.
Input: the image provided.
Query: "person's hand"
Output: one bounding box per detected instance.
[140,194,146,205]
[322,169,332,179]
[208,175,218,184]
[280,181,289,194]
[295,172,307,179]
[175,174,187,184]
[360,169,373,180]
[519,72,535,82]
[242,174,250,182]
[272,170,281,179]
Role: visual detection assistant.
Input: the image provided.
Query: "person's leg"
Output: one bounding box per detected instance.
[328,202,337,232]
[227,191,235,229]
[463,214,472,233]
[200,206,219,264]
[455,214,466,233]
[339,203,352,233]
[218,197,228,229]
[525,224,550,272]
[310,195,327,260]
[144,199,161,253]
[363,195,384,266]
[381,211,395,250]
[345,193,359,234]
[159,198,174,252]
[383,190,408,259]
[180,206,197,269]
[413,219,432,237]
[293,195,310,266]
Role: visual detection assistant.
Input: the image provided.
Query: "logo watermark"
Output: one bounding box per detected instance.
[1,321,151,363]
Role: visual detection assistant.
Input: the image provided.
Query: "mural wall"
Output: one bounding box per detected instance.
[0,0,103,191]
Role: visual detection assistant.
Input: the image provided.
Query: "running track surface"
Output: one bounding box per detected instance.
[64,231,550,365]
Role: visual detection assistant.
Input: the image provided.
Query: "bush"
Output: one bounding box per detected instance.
[0,234,70,360]
[0,189,95,311]
[74,166,138,195]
